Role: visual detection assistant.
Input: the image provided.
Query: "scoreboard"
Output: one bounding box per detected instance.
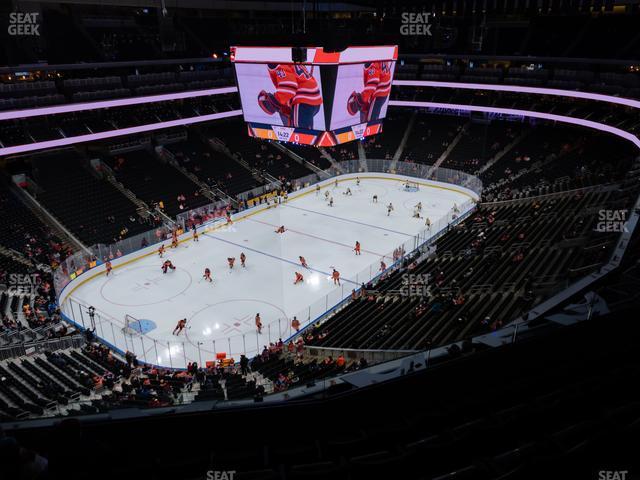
[230,45,397,146]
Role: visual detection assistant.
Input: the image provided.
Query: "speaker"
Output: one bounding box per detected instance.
[292,47,307,63]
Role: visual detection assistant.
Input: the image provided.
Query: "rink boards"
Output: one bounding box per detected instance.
[58,173,478,368]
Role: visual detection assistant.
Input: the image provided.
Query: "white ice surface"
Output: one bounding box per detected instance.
[64,177,471,368]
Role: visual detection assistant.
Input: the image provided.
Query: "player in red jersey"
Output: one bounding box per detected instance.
[162,260,175,274]
[203,268,212,283]
[227,257,236,270]
[299,256,308,269]
[354,241,361,256]
[173,318,187,336]
[258,64,322,129]
[291,317,301,332]
[225,211,233,225]
[294,272,304,284]
[158,244,165,257]
[332,269,341,286]
[105,261,113,276]
[347,61,393,123]
[240,252,246,268]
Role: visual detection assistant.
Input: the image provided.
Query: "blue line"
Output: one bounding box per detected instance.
[282,204,413,237]
[202,231,359,286]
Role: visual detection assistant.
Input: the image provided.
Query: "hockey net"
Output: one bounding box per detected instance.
[403,180,420,192]
[122,314,143,335]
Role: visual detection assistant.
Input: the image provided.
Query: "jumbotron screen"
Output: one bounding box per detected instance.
[231,46,397,146]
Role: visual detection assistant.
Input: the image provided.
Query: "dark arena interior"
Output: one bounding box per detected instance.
[0,1,639,479]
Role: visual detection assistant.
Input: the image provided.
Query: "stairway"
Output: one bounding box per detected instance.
[428,121,469,172]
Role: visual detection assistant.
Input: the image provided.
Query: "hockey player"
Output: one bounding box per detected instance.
[347,61,393,123]
[344,187,352,196]
[415,202,423,212]
[192,227,199,242]
[373,194,378,203]
[258,64,322,129]
[240,252,246,268]
[162,260,176,274]
[226,211,233,225]
[332,269,341,286]
[315,184,321,196]
[413,208,422,219]
[227,257,236,270]
[425,217,432,229]
[334,178,339,189]
[387,203,394,216]
[324,190,330,201]
[275,225,286,234]
[354,241,361,256]
[158,244,165,258]
[356,177,361,187]
[380,260,387,272]
[173,318,187,336]
[328,197,334,207]
[294,272,304,285]
[299,256,309,269]
[203,268,212,283]
[105,260,113,276]
[291,317,301,332]
[255,313,262,334]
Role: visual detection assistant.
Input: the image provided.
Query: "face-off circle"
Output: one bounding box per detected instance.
[184,298,290,354]
[100,265,193,307]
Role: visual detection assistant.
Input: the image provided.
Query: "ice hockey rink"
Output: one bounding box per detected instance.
[60,175,476,368]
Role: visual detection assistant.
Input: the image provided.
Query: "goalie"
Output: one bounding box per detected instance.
[258,64,322,129]
[347,61,393,123]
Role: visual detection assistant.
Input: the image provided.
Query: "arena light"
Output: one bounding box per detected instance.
[0,85,239,121]
[392,80,640,110]
[389,100,640,150]
[0,109,243,156]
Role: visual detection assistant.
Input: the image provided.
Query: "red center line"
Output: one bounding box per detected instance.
[247,217,390,258]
